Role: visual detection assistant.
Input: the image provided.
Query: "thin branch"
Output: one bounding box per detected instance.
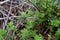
[0,0,10,4]
[0,10,7,16]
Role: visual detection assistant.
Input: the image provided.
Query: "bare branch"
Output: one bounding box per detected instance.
[0,0,10,4]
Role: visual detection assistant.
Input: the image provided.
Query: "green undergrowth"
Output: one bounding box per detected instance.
[0,0,60,40]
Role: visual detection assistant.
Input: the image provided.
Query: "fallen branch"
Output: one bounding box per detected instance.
[0,0,10,4]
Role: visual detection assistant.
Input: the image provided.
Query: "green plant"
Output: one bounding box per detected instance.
[50,19,60,27]
[7,21,15,31]
[0,0,60,40]
[0,21,15,40]
[0,29,7,40]
[55,29,60,40]
[20,10,43,40]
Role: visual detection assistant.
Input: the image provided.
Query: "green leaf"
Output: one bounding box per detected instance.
[55,29,60,40]
[0,36,4,40]
[34,34,43,40]
[26,10,34,17]
[7,21,14,30]
[39,13,45,18]
[26,20,35,29]
[20,12,27,17]
[0,29,7,36]
[55,29,60,37]
[0,29,7,40]
[21,29,30,40]
[34,10,45,18]
[50,19,60,27]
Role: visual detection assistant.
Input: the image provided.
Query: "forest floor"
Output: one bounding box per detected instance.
[0,0,56,40]
[0,0,30,29]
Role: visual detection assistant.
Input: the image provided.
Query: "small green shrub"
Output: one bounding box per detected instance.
[55,29,60,40]
[20,10,43,40]
[7,21,14,30]
[0,29,7,40]
[0,21,15,40]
